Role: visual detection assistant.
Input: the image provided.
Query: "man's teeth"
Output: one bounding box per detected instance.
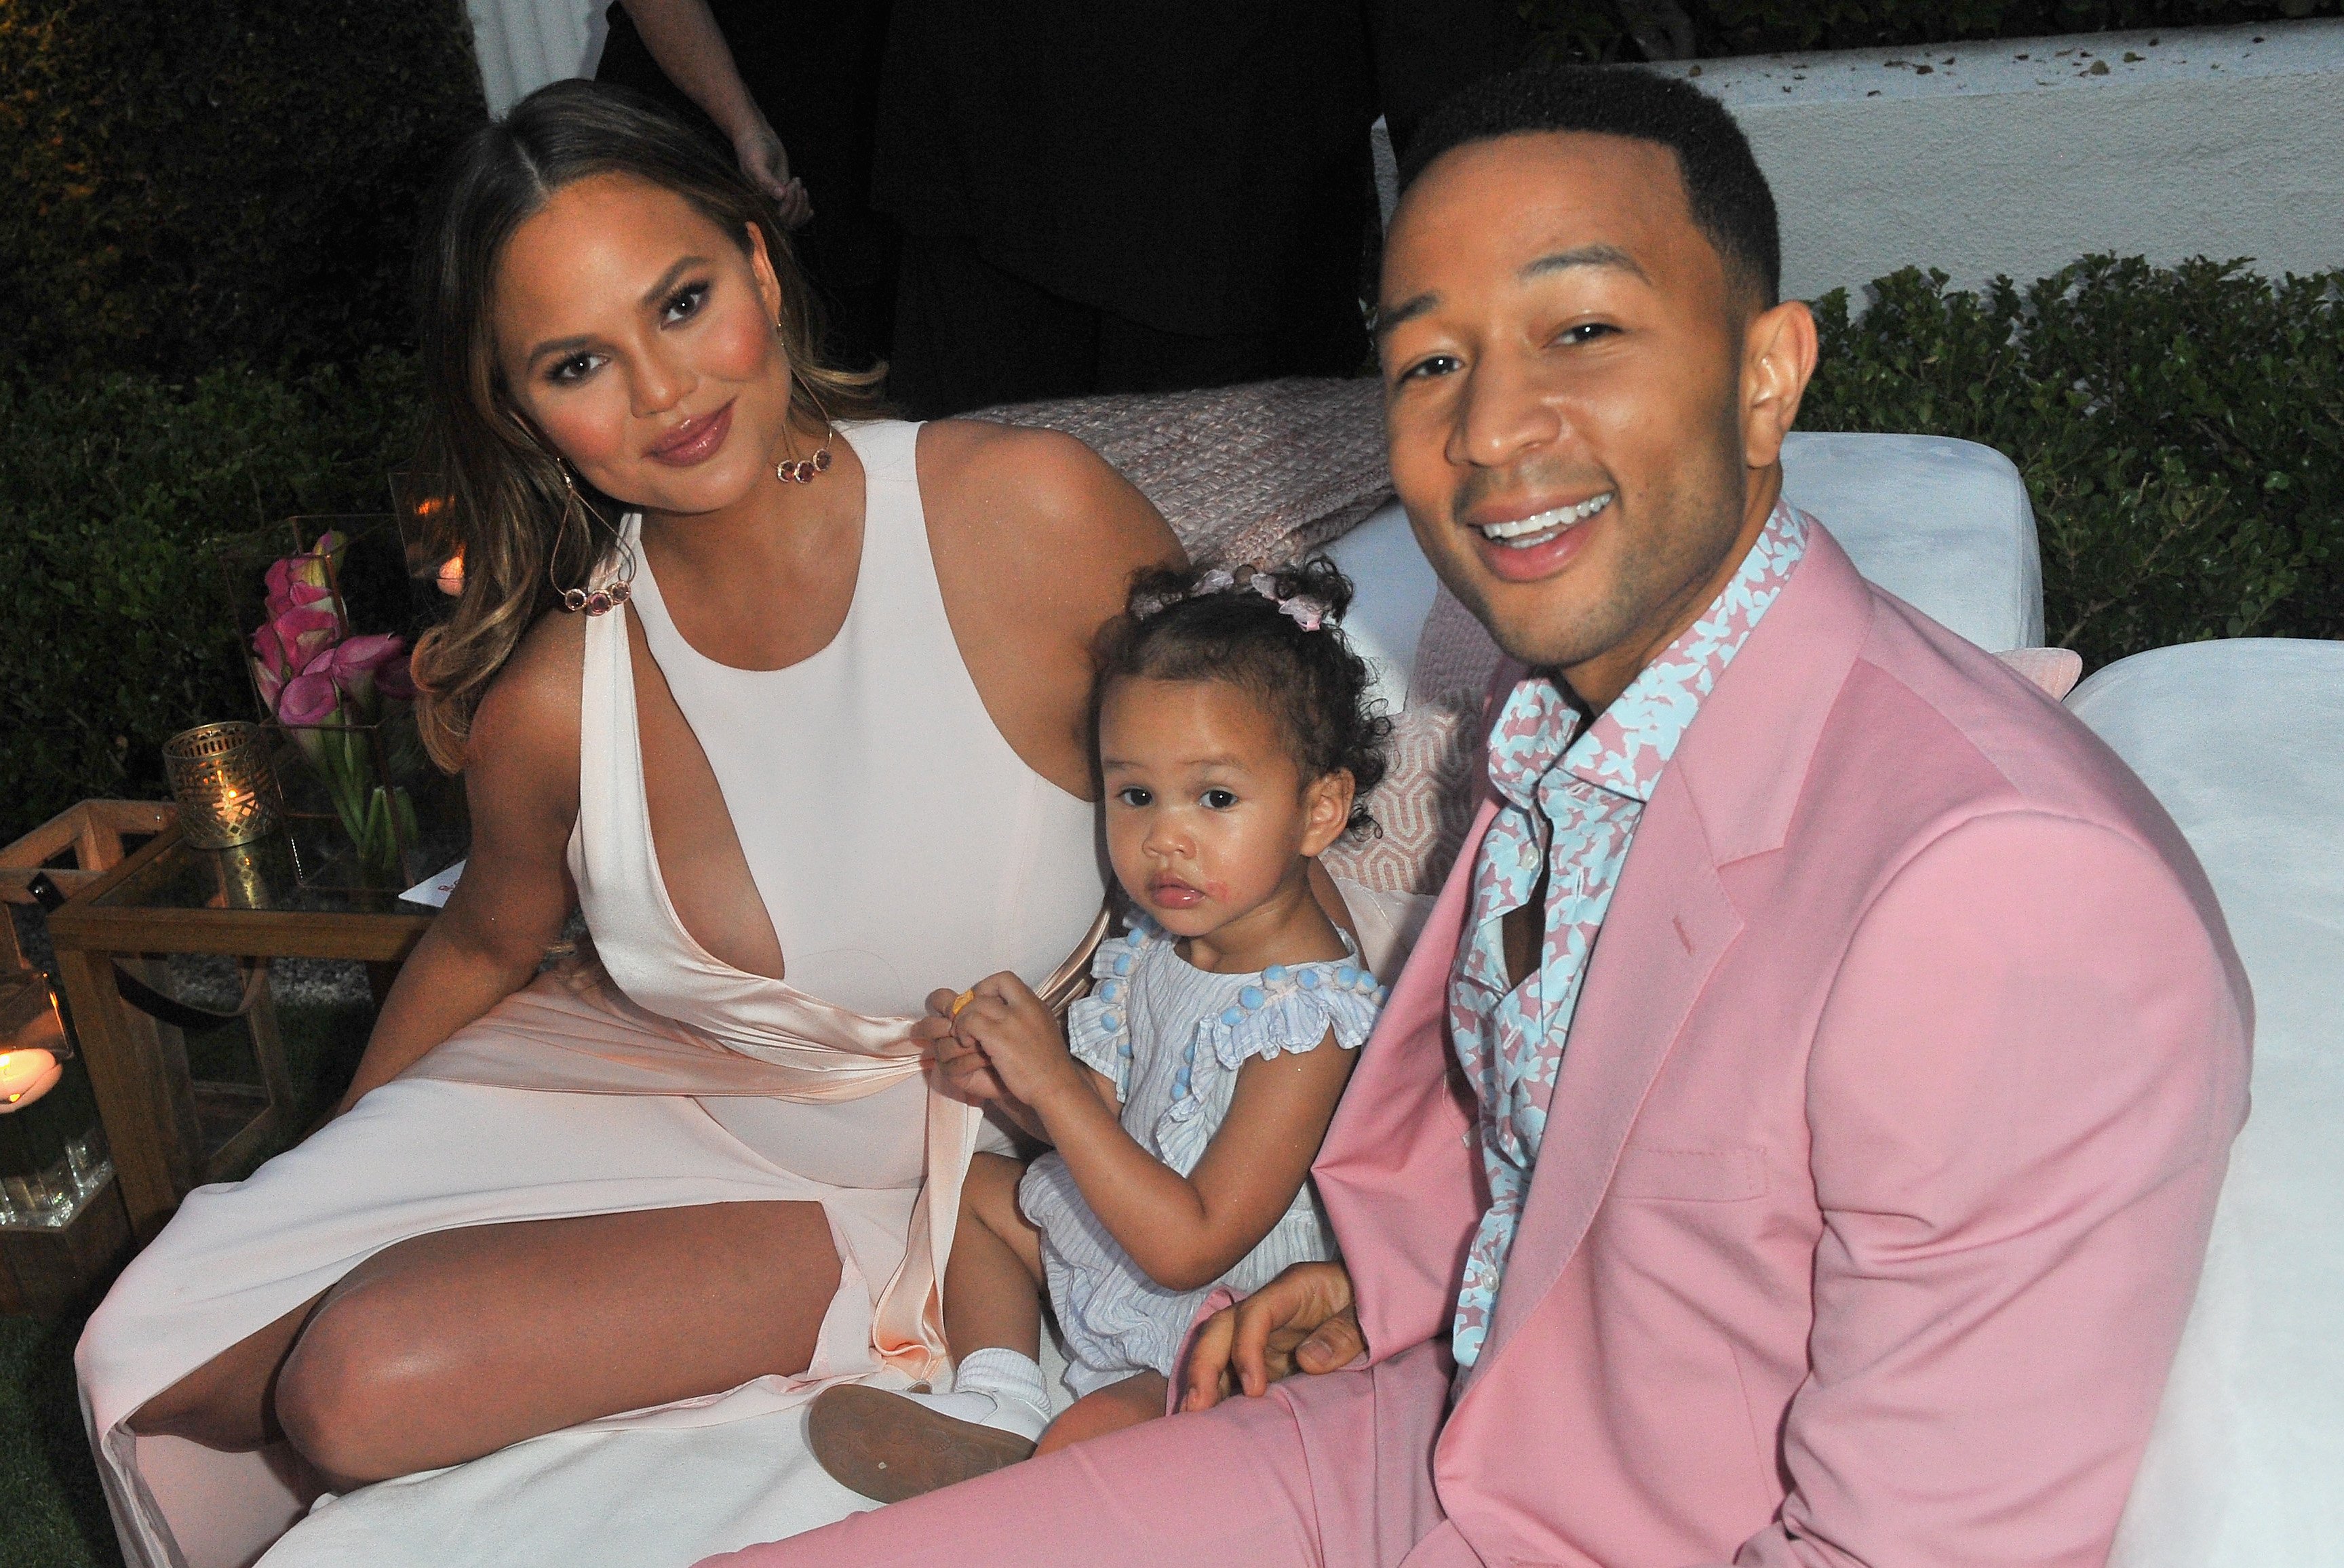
[1479,492,1614,543]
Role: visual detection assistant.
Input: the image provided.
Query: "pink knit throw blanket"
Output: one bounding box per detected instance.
[973,376,1393,568]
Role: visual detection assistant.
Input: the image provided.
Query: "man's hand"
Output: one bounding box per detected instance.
[732,121,811,228]
[1181,1261,1364,1412]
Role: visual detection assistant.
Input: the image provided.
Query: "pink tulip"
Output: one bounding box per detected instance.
[318,633,411,711]
[278,665,344,727]
[251,606,343,716]
[329,632,406,675]
[262,532,349,619]
[378,648,419,702]
[262,561,332,620]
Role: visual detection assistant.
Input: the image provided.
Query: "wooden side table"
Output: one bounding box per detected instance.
[1,800,174,1310]
[45,818,436,1240]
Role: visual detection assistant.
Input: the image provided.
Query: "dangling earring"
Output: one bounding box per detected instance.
[774,342,836,484]
[545,462,637,616]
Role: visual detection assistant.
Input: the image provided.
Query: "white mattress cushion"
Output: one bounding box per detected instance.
[2071,640,2344,1567]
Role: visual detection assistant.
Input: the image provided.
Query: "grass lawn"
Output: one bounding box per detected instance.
[0,1000,374,1568]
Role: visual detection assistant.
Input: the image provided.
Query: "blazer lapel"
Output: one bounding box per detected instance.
[1459,767,1742,1390]
[1317,794,1500,1362]
[1450,522,1876,1394]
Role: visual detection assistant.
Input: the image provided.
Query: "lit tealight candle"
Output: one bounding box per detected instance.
[0,1048,61,1112]
[436,547,466,596]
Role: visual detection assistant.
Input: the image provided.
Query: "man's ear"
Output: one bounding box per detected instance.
[1740,298,1818,471]
[1299,770,1357,860]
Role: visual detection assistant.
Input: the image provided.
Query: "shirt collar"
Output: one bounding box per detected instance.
[1486,499,1810,817]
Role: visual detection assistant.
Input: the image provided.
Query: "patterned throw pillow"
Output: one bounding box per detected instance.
[1321,697,1488,897]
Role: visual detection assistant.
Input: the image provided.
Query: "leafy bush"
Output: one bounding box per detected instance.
[0,356,425,844]
[1804,257,2343,668]
[0,0,485,378]
[1523,0,2338,62]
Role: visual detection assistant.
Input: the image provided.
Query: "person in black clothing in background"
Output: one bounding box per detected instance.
[601,1,1521,414]
[876,2,1523,416]
[596,0,899,373]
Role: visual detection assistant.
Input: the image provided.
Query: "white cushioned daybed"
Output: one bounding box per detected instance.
[251,380,2320,1567]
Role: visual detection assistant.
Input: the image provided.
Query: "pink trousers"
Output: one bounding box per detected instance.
[697,1342,1464,1567]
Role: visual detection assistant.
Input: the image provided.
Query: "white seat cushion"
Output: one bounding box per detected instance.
[1322,499,1441,719]
[2071,640,2344,1567]
[1780,431,2044,652]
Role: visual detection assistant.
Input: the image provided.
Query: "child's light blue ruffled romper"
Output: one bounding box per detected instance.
[1017,917,1390,1398]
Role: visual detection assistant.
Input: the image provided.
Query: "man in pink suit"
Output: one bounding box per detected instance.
[705,64,2250,1568]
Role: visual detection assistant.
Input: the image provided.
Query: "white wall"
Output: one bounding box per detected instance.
[1646,19,2344,304]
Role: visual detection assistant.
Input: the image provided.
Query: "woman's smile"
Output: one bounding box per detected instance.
[645,399,736,467]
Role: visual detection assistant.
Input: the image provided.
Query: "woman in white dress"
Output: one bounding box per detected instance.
[75,80,1181,1568]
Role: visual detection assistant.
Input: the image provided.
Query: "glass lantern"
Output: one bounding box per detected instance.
[0,973,111,1232]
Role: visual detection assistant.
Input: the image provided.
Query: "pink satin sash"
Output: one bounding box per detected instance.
[408,912,1107,1381]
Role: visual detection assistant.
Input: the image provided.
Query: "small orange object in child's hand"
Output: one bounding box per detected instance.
[950,989,977,1019]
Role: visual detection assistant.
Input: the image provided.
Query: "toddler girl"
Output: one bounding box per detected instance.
[808,557,1393,1502]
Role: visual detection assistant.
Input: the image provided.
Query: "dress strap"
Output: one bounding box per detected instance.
[567,583,637,906]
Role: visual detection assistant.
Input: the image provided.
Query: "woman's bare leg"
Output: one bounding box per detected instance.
[1034,1371,1167,1456]
[135,1199,840,1487]
[943,1152,1042,1360]
[128,1295,325,1451]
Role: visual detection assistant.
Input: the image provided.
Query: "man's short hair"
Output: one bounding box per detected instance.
[1400,66,1782,308]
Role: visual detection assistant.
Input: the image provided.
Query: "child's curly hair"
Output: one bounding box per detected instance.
[1093,557,1392,838]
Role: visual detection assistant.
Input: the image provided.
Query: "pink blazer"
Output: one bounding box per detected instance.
[1314,527,2252,1567]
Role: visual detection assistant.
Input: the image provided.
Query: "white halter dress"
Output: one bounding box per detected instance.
[74,421,1112,1568]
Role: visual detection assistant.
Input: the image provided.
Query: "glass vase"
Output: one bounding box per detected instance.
[211,514,468,894]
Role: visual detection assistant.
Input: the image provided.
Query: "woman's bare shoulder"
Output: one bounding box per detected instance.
[464,608,583,788]
[916,418,1184,583]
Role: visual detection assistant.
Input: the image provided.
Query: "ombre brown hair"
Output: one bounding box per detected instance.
[408,79,884,770]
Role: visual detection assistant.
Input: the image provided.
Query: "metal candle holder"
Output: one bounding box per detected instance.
[163,722,284,849]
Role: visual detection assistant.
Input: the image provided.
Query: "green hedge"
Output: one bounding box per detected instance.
[0,356,424,844]
[1805,257,2342,669]
[3,256,2337,844]
[0,0,485,378]
[1523,0,2339,62]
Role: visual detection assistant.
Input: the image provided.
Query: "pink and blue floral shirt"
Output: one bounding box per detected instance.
[1447,501,1809,1366]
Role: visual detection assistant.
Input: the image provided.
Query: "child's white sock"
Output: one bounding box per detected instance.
[894,1346,1049,1442]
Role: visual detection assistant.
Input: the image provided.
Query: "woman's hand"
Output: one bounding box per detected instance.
[950,973,1089,1114]
[1180,1261,1364,1412]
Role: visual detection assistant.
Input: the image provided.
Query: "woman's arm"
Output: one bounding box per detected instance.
[919,422,1186,800]
[955,976,1358,1292]
[333,616,585,1112]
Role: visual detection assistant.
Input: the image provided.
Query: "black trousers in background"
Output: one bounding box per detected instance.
[888,235,1370,420]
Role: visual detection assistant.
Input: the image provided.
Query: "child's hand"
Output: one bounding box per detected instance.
[920,988,1010,1108]
[951,972,1085,1113]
